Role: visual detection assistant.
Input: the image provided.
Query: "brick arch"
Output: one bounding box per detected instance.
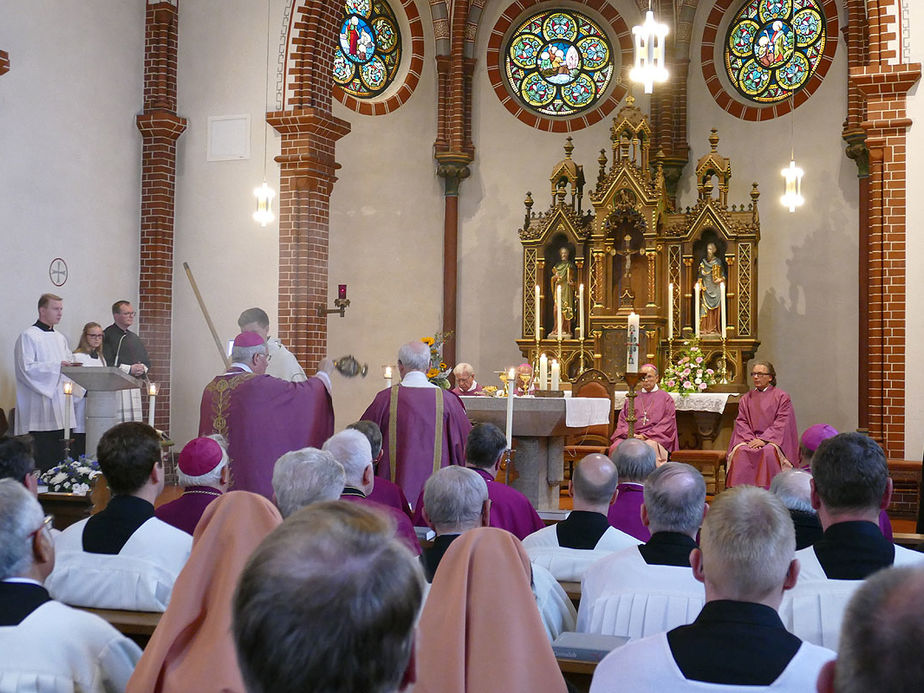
[700,0,839,121]
[281,0,340,110]
[486,0,634,133]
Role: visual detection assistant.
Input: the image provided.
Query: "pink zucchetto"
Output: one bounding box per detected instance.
[800,424,839,453]
[177,437,226,477]
[233,331,265,348]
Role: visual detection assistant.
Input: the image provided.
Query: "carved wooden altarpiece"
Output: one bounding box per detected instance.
[516,98,761,391]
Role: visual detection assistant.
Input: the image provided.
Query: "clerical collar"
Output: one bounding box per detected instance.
[642,384,659,393]
[33,320,53,332]
[342,486,366,498]
[228,362,253,373]
[460,381,479,393]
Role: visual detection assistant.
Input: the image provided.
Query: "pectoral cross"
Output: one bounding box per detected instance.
[641,411,649,426]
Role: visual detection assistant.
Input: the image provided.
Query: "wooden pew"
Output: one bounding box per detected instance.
[79,607,161,649]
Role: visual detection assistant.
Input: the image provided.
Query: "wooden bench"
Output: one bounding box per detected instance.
[670,449,727,495]
[79,607,162,648]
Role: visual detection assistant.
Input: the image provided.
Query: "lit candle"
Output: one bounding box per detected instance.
[667,282,674,340]
[578,283,585,341]
[694,281,701,338]
[148,383,158,428]
[539,353,548,391]
[534,285,541,340]
[556,284,562,338]
[384,366,393,389]
[505,368,515,448]
[63,381,73,444]
[720,281,727,337]
[627,312,640,373]
[550,359,560,391]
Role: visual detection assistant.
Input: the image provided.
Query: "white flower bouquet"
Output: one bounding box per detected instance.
[661,338,717,395]
[40,455,102,495]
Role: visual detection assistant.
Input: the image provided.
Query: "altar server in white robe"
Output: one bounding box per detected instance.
[238,307,307,381]
[0,479,141,692]
[46,422,191,612]
[14,293,78,471]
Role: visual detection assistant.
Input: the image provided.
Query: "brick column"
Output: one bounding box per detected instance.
[0,50,10,76]
[136,1,186,432]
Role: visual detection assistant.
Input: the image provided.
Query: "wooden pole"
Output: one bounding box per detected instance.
[183,262,231,369]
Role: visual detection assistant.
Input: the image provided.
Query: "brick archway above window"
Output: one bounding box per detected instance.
[487,0,633,133]
[701,0,839,121]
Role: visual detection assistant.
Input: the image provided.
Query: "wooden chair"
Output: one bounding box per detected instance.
[563,369,617,479]
[669,449,727,496]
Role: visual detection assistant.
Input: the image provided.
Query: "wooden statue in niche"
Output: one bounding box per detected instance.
[694,232,728,336]
[549,243,577,337]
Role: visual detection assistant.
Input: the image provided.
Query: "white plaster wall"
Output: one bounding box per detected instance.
[684,1,859,435]
[0,2,143,416]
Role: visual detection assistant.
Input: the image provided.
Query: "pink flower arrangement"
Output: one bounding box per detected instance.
[662,338,717,395]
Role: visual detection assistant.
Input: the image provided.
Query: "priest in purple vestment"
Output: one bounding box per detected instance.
[155,435,229,535]
[726,360,798,488]
[609,364,678,464]
[198,332,334,500]
[607,438,658,541]
[361,341,471,506]
[449,362,484,396]
[347,420,412,519]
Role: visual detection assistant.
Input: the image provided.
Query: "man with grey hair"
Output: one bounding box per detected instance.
[607,437,658,541]
[816,565,924,693]
[271,447,345,518]
[450,362,482,396]
[590,486,835,690]
[361,340,472,504]
[233,501,423,693]
[770,469,822,549]
[0,479,142,690]
[578,463,707,635]
[155,434,232,534]
[238,306,307,381]
[198,331,335,500]
[323,429,420,556]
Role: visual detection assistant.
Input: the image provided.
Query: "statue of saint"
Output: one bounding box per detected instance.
[550,246,577,337]
[698,242,725,335]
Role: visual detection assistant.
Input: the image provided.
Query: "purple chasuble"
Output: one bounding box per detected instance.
[340,492,421,556]
[198,369,334,500]
[155,486,222,535]
[726,386,798,489]
[361,386,471,505]
[607,482,650,541]
[368,477,413,519]
[450,383,483,396]
[610,389,678,451]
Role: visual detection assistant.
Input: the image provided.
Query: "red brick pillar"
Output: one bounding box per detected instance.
[136,1,186,432]
[0,50,10,76]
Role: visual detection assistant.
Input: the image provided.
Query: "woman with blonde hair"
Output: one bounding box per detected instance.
[71,322,106,456]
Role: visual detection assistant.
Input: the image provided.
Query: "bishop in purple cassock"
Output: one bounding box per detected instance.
[361,341,472,506]
[609,364,678,464]
[156,436,229,535]
[198,332,334,500]
[726,361,798,489]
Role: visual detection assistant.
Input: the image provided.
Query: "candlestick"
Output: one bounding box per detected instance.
[556,284,562,339]
[720,281,727,337]
[534,285,541,341]
[539,353,548,391]
[667,282,674,340]
[384,365,393,389]
[550,359,560,391]
[148,383,158,428]
[63,381,72,447]
[578,283,585,341]
[627,312,640,373]
[505,368,515,448]
[694,281,701,338]
[623,371,642,437]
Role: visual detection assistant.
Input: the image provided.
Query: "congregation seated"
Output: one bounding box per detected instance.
[414,422,543,540]
[816,565,924,692]
[523,453,639,581]
[0,434,40,494]
[578,462,706,637]
[323,429,420,555]
[154,435,230,535]
[0,479,141,691]
[270,447,344,518]
[607,437,657,540]
[46,422,192,611]
[128,491,281,692]
[770,469,823,549]
[419,466,575,639]
[590,486,835,691]
[608,363,678,464]
[346,419,412,518]
[414,526,568,693]
[233,502,422,693]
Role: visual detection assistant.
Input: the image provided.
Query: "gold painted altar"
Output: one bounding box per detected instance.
[516,98,761,392]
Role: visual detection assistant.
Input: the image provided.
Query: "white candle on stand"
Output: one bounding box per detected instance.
[720,281,727,336]
[667,282,674,339]
[505,368,515,448]
[148,383,157,428]
[384,366,393,389]
[551,359,560,391]
[534,285,541,339]
[539,353,548,391]
[63,381,72,445]
[694,282,701,338]
[556,284,562,338]
[578,283,585,340]
[627,312,640,373]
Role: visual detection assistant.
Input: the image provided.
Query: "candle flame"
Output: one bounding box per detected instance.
[148,383,158,396]
[63,381,73,395]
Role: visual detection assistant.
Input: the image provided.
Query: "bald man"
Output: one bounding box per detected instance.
[609,364,678,465]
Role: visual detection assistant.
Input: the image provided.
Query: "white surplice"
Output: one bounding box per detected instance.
[266,337,308,381]
[14,326,75,434]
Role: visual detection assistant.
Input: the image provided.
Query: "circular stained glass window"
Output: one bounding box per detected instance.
[333,0,402,99]
[724,0,826,103]
[504,10,614,118]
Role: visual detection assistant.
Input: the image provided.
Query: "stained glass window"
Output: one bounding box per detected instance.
[724,0,826,103]
[333,0,401,99]
[504,10,614,118]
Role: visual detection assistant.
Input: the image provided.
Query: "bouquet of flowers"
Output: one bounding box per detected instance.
[421,332,453,389]
[661,338,716,395]
[40,455,102,495]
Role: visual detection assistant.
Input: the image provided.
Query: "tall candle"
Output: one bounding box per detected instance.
[148,383,158,428]
[578,283,585,341]
[694,282,701,338]
[505,368,515,448]
[667,282,674,339]
[556,284,562,338]
[539,353,548,391]
[627,312,640,373]
[551,359,560,391]
[720,281,727,337]
[384,366,393,389]
[534,285,541,340]
[63,381,72,444]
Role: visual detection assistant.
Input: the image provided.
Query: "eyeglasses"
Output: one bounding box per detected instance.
[31,515,54,538]
[750,371,771,377]
[259,352,272,361]
[86,333,103,339]
[120,312,136,317]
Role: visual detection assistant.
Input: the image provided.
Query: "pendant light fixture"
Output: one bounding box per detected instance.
[630,1,669,94]
[780,92,804,213]
[253,0,275,227]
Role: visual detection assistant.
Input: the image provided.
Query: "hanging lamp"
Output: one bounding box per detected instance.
[629,2,669,94]
[780,93,804,213]
[253,0,275,227]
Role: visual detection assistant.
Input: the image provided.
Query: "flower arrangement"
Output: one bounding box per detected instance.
[661,338,716,395]
[40,455,102,495]
[422,332,453,389]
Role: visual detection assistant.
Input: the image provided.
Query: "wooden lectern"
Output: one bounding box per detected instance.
[62,367,141,458]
